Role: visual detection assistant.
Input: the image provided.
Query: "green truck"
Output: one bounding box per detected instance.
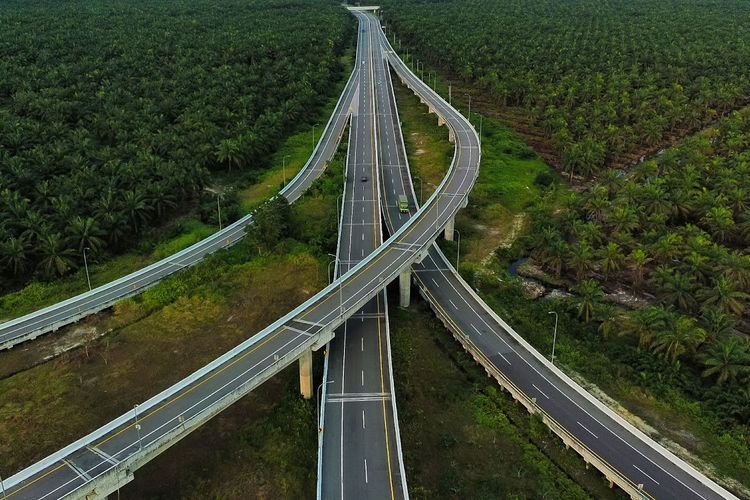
[397,195,409,213]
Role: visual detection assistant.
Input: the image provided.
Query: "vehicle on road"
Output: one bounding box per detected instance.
[361,175,368,182]
[397,194,409,213]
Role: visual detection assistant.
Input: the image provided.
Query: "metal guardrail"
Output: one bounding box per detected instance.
[0,57,359,351]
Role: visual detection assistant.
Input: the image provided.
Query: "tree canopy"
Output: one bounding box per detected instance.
[0,0,353,281]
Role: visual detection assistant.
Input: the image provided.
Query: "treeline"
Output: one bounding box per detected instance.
[515,108,750,421]
[380,0,750,175]
[0,0,352,281]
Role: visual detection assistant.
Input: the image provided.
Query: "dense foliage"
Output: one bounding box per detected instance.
[518,108,750,412]
[381,0,750,174]
[0,0,352,280]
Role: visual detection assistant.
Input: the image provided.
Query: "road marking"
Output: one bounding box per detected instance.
[634,464,660,485]
[362,410,366,429]
[497,352,511,365]
[577,421,599,439]
[361,370,364,386]
[431,278,440,288]
[470,323,482,336]
[361,234,365,241]
[361,337,364,351]
[364,459,369,483]
[449,299,458,309]
[532,383,550,399]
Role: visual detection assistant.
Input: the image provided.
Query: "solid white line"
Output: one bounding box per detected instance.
[532,383,550,399]
[634,464,660,485]
[498,352,511,365]
[577,421,599,439]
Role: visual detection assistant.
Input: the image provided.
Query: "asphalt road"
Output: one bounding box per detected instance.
[0,60,358,351]
[319,12,406,500]
[367,12,735,500]
[2,8,479,499]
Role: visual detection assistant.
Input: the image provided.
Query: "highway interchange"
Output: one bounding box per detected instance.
[0,7,739,500]
[319,13,406,499]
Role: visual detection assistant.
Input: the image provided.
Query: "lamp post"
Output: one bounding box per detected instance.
[83,247,92,291]
[133,404,143,451]
[548,311,559,364]
[316,379,334,431]
[454,229,461,268]
[216,193,222,231]
[328,259,336,284]
[282,154,290,186]
[336,193,343,226]
[328,253,343,316]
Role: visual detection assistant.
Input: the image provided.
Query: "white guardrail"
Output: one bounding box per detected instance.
[4,10,481,496]
[0,55,359,351]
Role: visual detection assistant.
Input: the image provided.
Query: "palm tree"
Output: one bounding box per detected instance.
[571,279,603,323]
[721,251,750,291]
[700,308,737,341]
[568,242,595,280]
[215,138,243,172]
[651,316,707,364]
[701,338,750,385]
[1,236,29,276]
[627,248,651,289]
[38,233,77,277]
[698,276,749,316]
[620,306,671,349]
[658,271,697,312]
[121,190,152,233]
[599,242,624,279]
[66,216,106,253]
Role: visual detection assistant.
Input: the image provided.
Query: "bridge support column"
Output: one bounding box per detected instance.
[299,349,313,399]
[438,115,445,127]
[399,270,411,308]
[448,128,455,143]
[444,217,455,241]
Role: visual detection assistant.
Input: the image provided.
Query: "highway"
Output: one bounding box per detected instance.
[319,12,406,500]
[367,11,735,500]
[0,60,359,351]
[1,7,480,498]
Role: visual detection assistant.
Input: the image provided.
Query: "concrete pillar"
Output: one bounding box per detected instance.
[448,128,455,143]
[299,349,313,399]
[437,115,445,127]
[399,269,411,308]
[444,216,455,241]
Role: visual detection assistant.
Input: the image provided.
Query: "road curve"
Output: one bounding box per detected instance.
[1,8,479,499]
[0,60,359,351]
[368,11,736,500]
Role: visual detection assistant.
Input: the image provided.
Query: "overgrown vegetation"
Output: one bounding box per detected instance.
[390,299,623,499]
[0,0,352,282]
[393,65,750,492]
[380,0,750,174]
[0,125,346,487]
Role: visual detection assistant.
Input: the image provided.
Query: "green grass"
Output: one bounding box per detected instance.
[0,53,354,325]
[0,136,346,492]
[390,298,624,499]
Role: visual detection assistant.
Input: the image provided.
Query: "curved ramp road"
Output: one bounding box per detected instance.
[0,64,358,351]
[1,8,480,500]
[318,12,407,500]
[367,12,736,500]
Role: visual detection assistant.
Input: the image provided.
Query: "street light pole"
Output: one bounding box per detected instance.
[316,379,334,431]
[83,247,92,291]
[216,193,222,231]
[454,229,461,268]
[133,404,143,450]
[328,253,343,316]
[548,311,559,364]
[282,154,290,186]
